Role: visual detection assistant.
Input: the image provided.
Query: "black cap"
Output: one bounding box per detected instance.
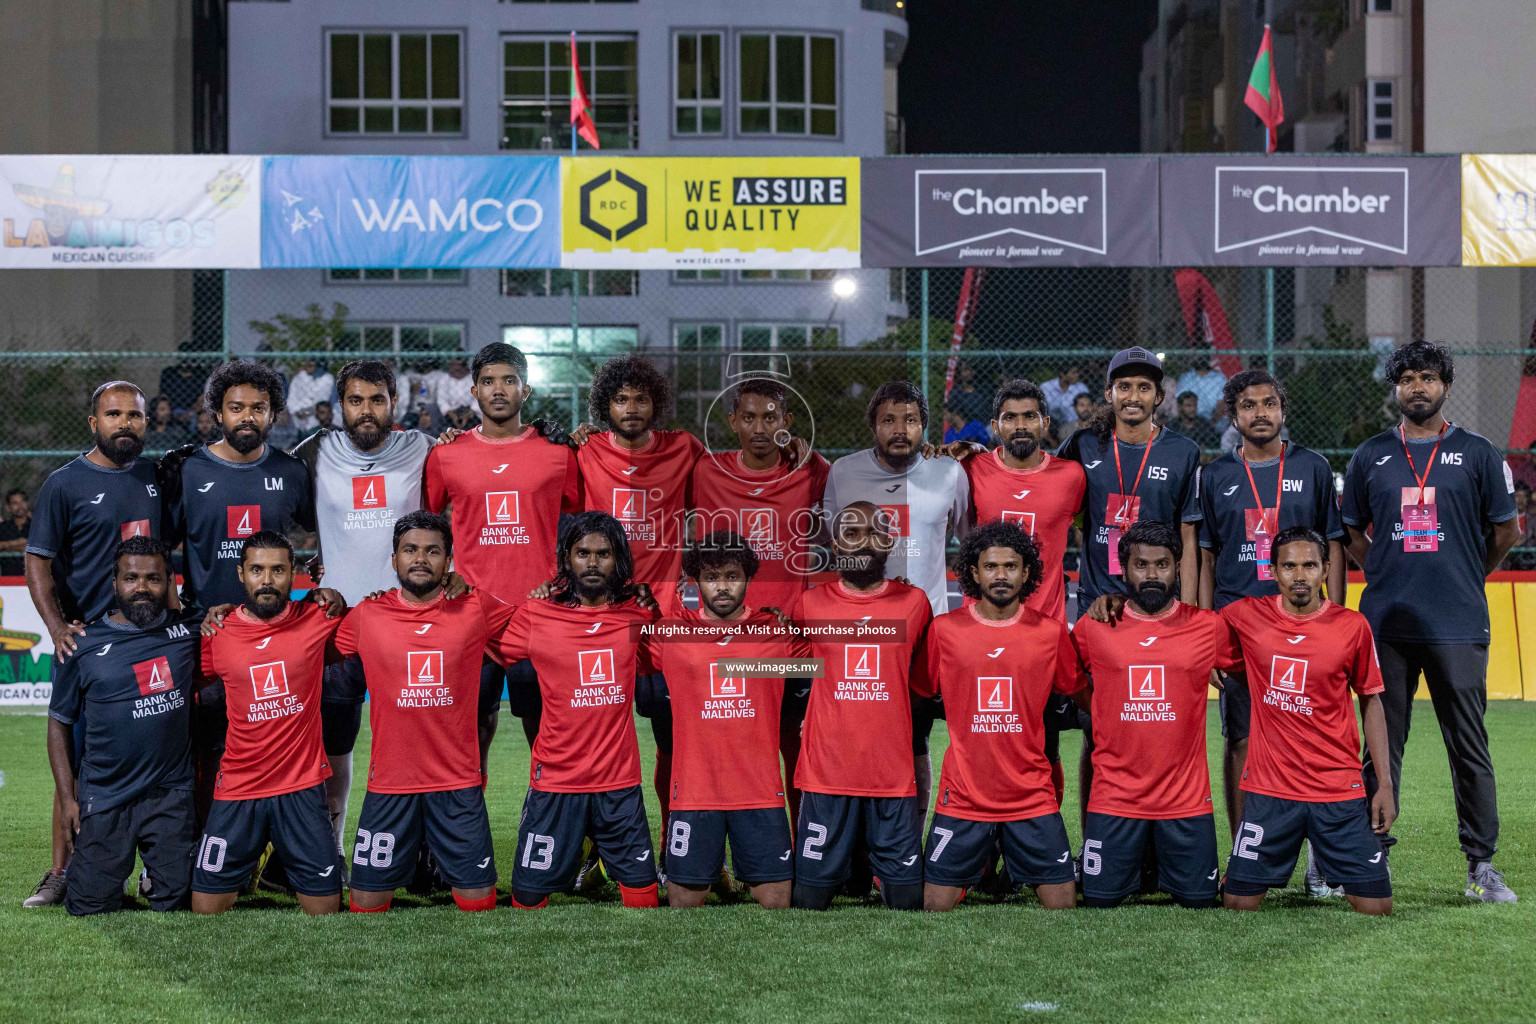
[1107,346,1164,383]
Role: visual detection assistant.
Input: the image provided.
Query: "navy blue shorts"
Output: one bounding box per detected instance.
[1081,812,1219,904]
[795,791,923,888]
[193,783,341,897]
[1224,792,1390,896]
[66,785,196,916]
[924,811,1075,889]
[1218,672,1251,743]
[513,786,657,896]
[666,807,794,886]
[350,786,496,892]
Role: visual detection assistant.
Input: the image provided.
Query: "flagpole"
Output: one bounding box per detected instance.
[570,29,580,430]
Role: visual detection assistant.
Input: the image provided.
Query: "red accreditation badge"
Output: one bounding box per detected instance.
[1403,503,1439,552]
[1105,494,1140,574]
[1245,507,1279,580]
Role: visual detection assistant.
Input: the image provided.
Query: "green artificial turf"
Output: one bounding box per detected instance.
[0,702,1532,1023]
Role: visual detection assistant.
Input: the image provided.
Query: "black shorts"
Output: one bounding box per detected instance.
[795,791,923,888]
[349,786,496,892]
[1218,672,1250,744]
[65,785,196,916]
[1224,792,1391,896]
[635,672,674,754]
[513,786,657,895]
[666,807,794,886]
[1081,812,1219,903]
[911,695,944,756]
[924,811,1075,889]
[192,783,341,897]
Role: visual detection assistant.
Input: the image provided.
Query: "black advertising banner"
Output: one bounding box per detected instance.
[1159,155,1461,266]
[860,157,1161,267]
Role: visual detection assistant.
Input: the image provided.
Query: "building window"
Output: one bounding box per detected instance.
[888,268,906,304]
[1368,79,1394,141]
[738,33,838,137]
[500,324,638,422]
[327,31,463,135]
[738,269,836,282]
[740,323,840,350]
[500,269,638,297]
[502,35,637,150]
[1370,0,1395,11]
[674,322,726,423]
[675,32,724,135]
[335,323,465,358]
[673,269,726,283]
[328,268,464,284]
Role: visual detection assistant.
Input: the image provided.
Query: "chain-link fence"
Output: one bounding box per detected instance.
[3,262,1535,557]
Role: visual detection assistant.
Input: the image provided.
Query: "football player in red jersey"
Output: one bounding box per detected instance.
[192,531,349,915]
[790,501,933,912]
[1071,520,1242,909]
[917,520,1079,912]
[333,511,516,914]
[423,342,582,764]
[1220,527,1395,915]
[652,532,810,909]
[690,376,829,824]
[491,511,663,909]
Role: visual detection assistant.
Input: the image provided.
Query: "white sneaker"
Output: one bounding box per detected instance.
[1304,845,1341,899]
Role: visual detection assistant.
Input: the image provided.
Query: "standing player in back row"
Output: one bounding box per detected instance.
[1341,341,1521,902]
[1196,368,1344,880]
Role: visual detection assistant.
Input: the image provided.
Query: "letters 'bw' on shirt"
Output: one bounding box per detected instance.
[690,449,832,614]
[916,602,1079,821]
[793,579,933,799]
[1072,602,1241,819]
[576,430,704,588]
[333,589,515,794]
[423,425,581,607]
[201,601,339,801]
[964,450,1086,622]
[492,597,660,794]
[27,455,161,623]
[652,607,810,811]
[1221,596,1384,803]
[48,613,202,816]
[1056,427,1202,603]
[1342,425,1517,644]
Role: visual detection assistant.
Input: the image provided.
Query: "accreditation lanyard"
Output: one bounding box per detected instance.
[1399,422,1447,553]
[1240,445,1285,580]
[1106,426,1157,574]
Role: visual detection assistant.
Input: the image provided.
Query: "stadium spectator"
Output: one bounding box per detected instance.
[1054,392,1095,447]
[947,360,991,425]
[268,408,299,451]
[442,401,480,432]
[404,359,447,423]
[1505,483,1536,570]
[159,353,206,422]
[1172,391,1221,449]
[308,400,334,438]
[1175,356,1227,418]
[435,357,475,417]
[193,409,221,445]
[942,404,990,445]
[1040,364,1089,424]
[286,358,335,436]
[0,488,29,577]
[143,396,189,451]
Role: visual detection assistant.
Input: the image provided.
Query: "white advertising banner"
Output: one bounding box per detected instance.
[0,156,261,268]
[0,585,56,706]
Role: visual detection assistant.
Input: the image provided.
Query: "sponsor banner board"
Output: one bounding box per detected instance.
[861,156,1160,266]
[1159,155,1460,266]
[261,156,560,268]
[560,157,859,269]
[1461,154,1536,266]
[0,156,260,268]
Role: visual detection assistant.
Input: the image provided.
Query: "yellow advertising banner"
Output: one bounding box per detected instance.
[560,157,860,269]
[1461,154,1536,266]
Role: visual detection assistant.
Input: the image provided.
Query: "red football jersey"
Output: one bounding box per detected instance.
[793,579,932,798]
[652,607,810,811]
[491,597,660,793]
[1221,596,1385,803]
[200,601,339,801]
[423,425,581,607]
[333,589,515,794]
[964,450,1086,622]
[691,450,831,613]
[576,430,704,587]
[1072,602,1241,819]
[915,603,1079,821]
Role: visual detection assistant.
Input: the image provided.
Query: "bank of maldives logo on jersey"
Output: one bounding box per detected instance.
[845,644,880,680]
[120,519,151,540]
[1270,655,1307,694]
[249,660,290,700]
[1129,664,1165,701]
[709,662,746,698]
[613,488,646,522]
[133,656,175,696]
[977,676,1012,712]
[876,504,910,537]
[227,505,261,539]
[1001,510,1036,536]
[579,649,615,685]
[743,507,776,543]
[486,491,520,525]
[407,650,443,686]
[353,475,386,510]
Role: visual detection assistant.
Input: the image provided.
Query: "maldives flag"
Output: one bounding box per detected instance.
[569,33,600,149]
[1244,24,1284,153]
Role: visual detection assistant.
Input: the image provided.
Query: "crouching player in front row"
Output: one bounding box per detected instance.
[917,521,1079,912]
[1219,526,1396,915]
[1072,520,1242,908]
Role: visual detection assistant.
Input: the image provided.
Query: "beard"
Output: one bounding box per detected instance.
[117,591,166,628]
[95,428,144,465]
[1402,392,1447,426]
[572,569,619,603]
[222,422,269,455]
[1002,432,1039,461]
[344,412,392,450]
[838,546,889,587]
[399,568,443,597]
[875,439,918,470]
[1132,580,1175,614]
[982,580,1021,607]
[243,587,286,620]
